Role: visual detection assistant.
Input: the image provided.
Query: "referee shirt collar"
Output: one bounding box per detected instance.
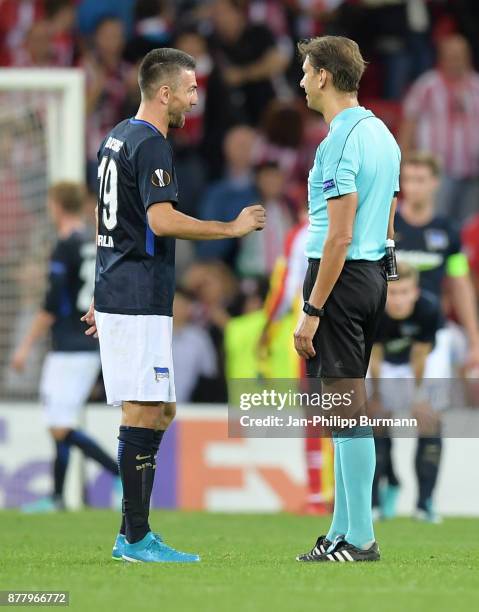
[330,106,373,129]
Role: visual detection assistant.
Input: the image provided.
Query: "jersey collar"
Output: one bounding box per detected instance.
[129,117,164,137]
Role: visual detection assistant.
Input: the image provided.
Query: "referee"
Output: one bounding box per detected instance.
[294,36,400,563]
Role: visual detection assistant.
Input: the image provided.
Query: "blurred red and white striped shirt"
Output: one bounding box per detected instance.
[403,69,479,178]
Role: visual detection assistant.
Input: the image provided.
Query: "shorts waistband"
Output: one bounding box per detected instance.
[308,257,386,266]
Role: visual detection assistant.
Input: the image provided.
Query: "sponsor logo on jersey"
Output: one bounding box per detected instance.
[151,169,171,187]
[323,178,336,192]
[97,235,114,248]
[424,229,449,251]
[399,323,420,336]
[154,366,169,381]
[385,337,412,354]
[396,249,444,271]
[105,136,124,152]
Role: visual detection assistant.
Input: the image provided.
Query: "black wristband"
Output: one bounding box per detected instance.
[303,301,324,318]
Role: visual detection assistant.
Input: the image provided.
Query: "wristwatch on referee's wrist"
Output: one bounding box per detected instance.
[303,301,324,318]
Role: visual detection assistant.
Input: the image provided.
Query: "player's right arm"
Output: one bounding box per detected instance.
[136,136,265,240]
[10,243,68,371]
[147,202,265,240]
[10,311,55,372]
[410,341,432,385]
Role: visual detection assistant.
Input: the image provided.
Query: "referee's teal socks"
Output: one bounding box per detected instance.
[326,434,348,543]
[327,427,376,550]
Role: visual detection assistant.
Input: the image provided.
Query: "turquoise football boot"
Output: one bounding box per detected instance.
[121,531,200,563]
[21,497,63,514]
[112,532,172,560]
[112,533,127,560]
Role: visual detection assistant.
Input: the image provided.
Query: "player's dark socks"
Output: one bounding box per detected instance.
[142,430,165,516]
[119,515,126,536]
[53,439,71,499]
[118,430,165,537]
[372,436,389,508]
[415,436,442,511]
[65,429,119,475]
[384,435,399,487]
[118,426,156,544]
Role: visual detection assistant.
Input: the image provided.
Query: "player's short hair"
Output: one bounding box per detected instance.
[396,262,419,284]
[297,35,366,93]
[402,151,442,177]
[138,47,196,100]
[48,182,85,214]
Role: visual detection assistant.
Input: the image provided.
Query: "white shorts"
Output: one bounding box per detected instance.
[95,311,176,406]
[376,328,454,413]
[40,352,101,427]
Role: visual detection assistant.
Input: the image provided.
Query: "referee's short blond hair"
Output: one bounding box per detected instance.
[297,35,367,92]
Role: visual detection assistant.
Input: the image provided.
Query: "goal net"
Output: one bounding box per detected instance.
[0,69,85,400]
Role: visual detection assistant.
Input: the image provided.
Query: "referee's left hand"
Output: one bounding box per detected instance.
[294,313,319,359]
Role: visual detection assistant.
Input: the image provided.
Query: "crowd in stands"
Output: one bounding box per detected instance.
[2,0,479,402]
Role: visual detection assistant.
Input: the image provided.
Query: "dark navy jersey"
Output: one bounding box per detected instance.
[375,291,443,364]
[44,228,97,352]
[394,210,463,298]
[94,118,179,316]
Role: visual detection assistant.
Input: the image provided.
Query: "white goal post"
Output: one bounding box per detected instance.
[0,68,85,183]
[0,69,86,509]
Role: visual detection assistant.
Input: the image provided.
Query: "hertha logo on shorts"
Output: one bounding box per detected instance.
[154,367,169,381]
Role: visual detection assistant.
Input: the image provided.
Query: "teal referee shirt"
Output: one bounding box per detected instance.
[306,106,401,261]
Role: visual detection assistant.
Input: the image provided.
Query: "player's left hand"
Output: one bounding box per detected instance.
[81,300,98,338]
[294,313,319,359]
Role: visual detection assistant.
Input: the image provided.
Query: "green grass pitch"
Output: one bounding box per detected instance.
[1,511,478,612]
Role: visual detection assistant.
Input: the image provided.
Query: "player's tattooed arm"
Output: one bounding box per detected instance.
[147,202,266,240]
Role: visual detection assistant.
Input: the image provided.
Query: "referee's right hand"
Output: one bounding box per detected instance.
[232,205,266,237]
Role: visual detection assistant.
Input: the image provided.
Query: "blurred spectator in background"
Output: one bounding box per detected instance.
[237,161,293,277]
[209,0,290,125]
[76,0,135,38]
[123,0,173,64]
[399,34,479,222]
[45,0,77,67]
[172,27,232,216]
[173,287,218,403]
[183,261,239,402]
[0,0,44,65]
[83,16,131,189]
[254,101,304,182]
[358,0,433,100]
[197,125,257,265]
[462,213,479,299]
[11,20,56,67]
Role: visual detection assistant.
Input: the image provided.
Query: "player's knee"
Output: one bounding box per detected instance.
[157,402,176,429]
[50,427,72,441]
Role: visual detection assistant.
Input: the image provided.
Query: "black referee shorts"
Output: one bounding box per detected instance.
[303,258,387,379]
